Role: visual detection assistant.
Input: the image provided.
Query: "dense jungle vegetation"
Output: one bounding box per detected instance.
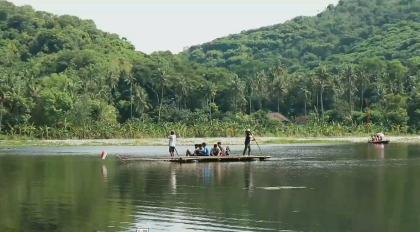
[0,0,419,139]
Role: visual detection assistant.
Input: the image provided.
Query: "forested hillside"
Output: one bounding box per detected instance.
[185,0,420,132]
[0,1,245,138]
[0,0,419,139]
[187,0,420,72]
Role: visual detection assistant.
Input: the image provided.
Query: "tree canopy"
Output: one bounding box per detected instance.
[0,0,419,138]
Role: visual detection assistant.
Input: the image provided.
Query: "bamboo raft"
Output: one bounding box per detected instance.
[117,155,271,163]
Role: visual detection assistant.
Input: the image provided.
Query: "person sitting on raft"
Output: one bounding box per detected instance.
[211,144,221,156]
[200,142,210,156]
[196,144,203,156]
[186,144,200,156]
[225,146,231,156]
[217,142,231,156]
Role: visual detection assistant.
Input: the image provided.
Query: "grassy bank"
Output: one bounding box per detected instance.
[1,136,420,147]
[1,119,414,140]
[1,119,418,147]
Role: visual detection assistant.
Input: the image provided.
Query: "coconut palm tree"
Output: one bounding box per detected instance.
[271,66,289,113]
[315,66,330,119]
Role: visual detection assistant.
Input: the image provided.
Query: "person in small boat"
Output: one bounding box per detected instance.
[200,142,210,156]
[372,132,384,142]
[377,132,385,141]
[371,135,377,142]
[371,132,386,142]
[211,144,221,156]
[243,129,254,156]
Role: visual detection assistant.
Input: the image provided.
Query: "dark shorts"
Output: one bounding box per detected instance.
[169,146,175,153]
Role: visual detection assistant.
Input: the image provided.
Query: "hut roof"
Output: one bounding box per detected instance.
[268,112,290,122]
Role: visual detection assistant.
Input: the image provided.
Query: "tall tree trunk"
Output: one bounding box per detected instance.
[234,95,237,112]
[130,82,133,119]
[158,84,164,123]
[348,75,352,112]
[249,87,253,114]
[0,101,3,133]
[360,83,364,111]
[208,97,212,124]
[320,86,324,119]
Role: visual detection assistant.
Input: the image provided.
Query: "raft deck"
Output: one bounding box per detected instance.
[118,155,271,163]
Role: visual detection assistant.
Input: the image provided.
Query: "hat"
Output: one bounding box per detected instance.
[246,129,251,132]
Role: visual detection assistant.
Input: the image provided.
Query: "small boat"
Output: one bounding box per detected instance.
[369,132,389,144]
[368,140,390,144]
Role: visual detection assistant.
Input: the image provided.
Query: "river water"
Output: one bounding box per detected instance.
[1,143,420,231]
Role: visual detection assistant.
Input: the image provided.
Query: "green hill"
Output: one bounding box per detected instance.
[0,0,419,139]
[186,0,420,72]
[0,1,238,138]
[184,0,420,132]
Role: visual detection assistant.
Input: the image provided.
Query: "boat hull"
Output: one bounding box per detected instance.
[368,140,390,144]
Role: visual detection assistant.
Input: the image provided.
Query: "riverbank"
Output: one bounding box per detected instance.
[1,135,419,147]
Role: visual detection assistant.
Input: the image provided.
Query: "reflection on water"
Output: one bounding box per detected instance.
[244,163,254,196]
[170,167,176,194]
[1,143,420,231]
[101,164,108,182]
[374,144,385,159]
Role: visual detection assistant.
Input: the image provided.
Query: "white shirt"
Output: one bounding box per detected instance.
[168,134,176,147]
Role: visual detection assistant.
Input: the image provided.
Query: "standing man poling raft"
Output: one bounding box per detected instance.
[243,129,255,156]
[168,131,177,157]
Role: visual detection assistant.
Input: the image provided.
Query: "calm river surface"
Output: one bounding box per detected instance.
[1,143,420,231]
